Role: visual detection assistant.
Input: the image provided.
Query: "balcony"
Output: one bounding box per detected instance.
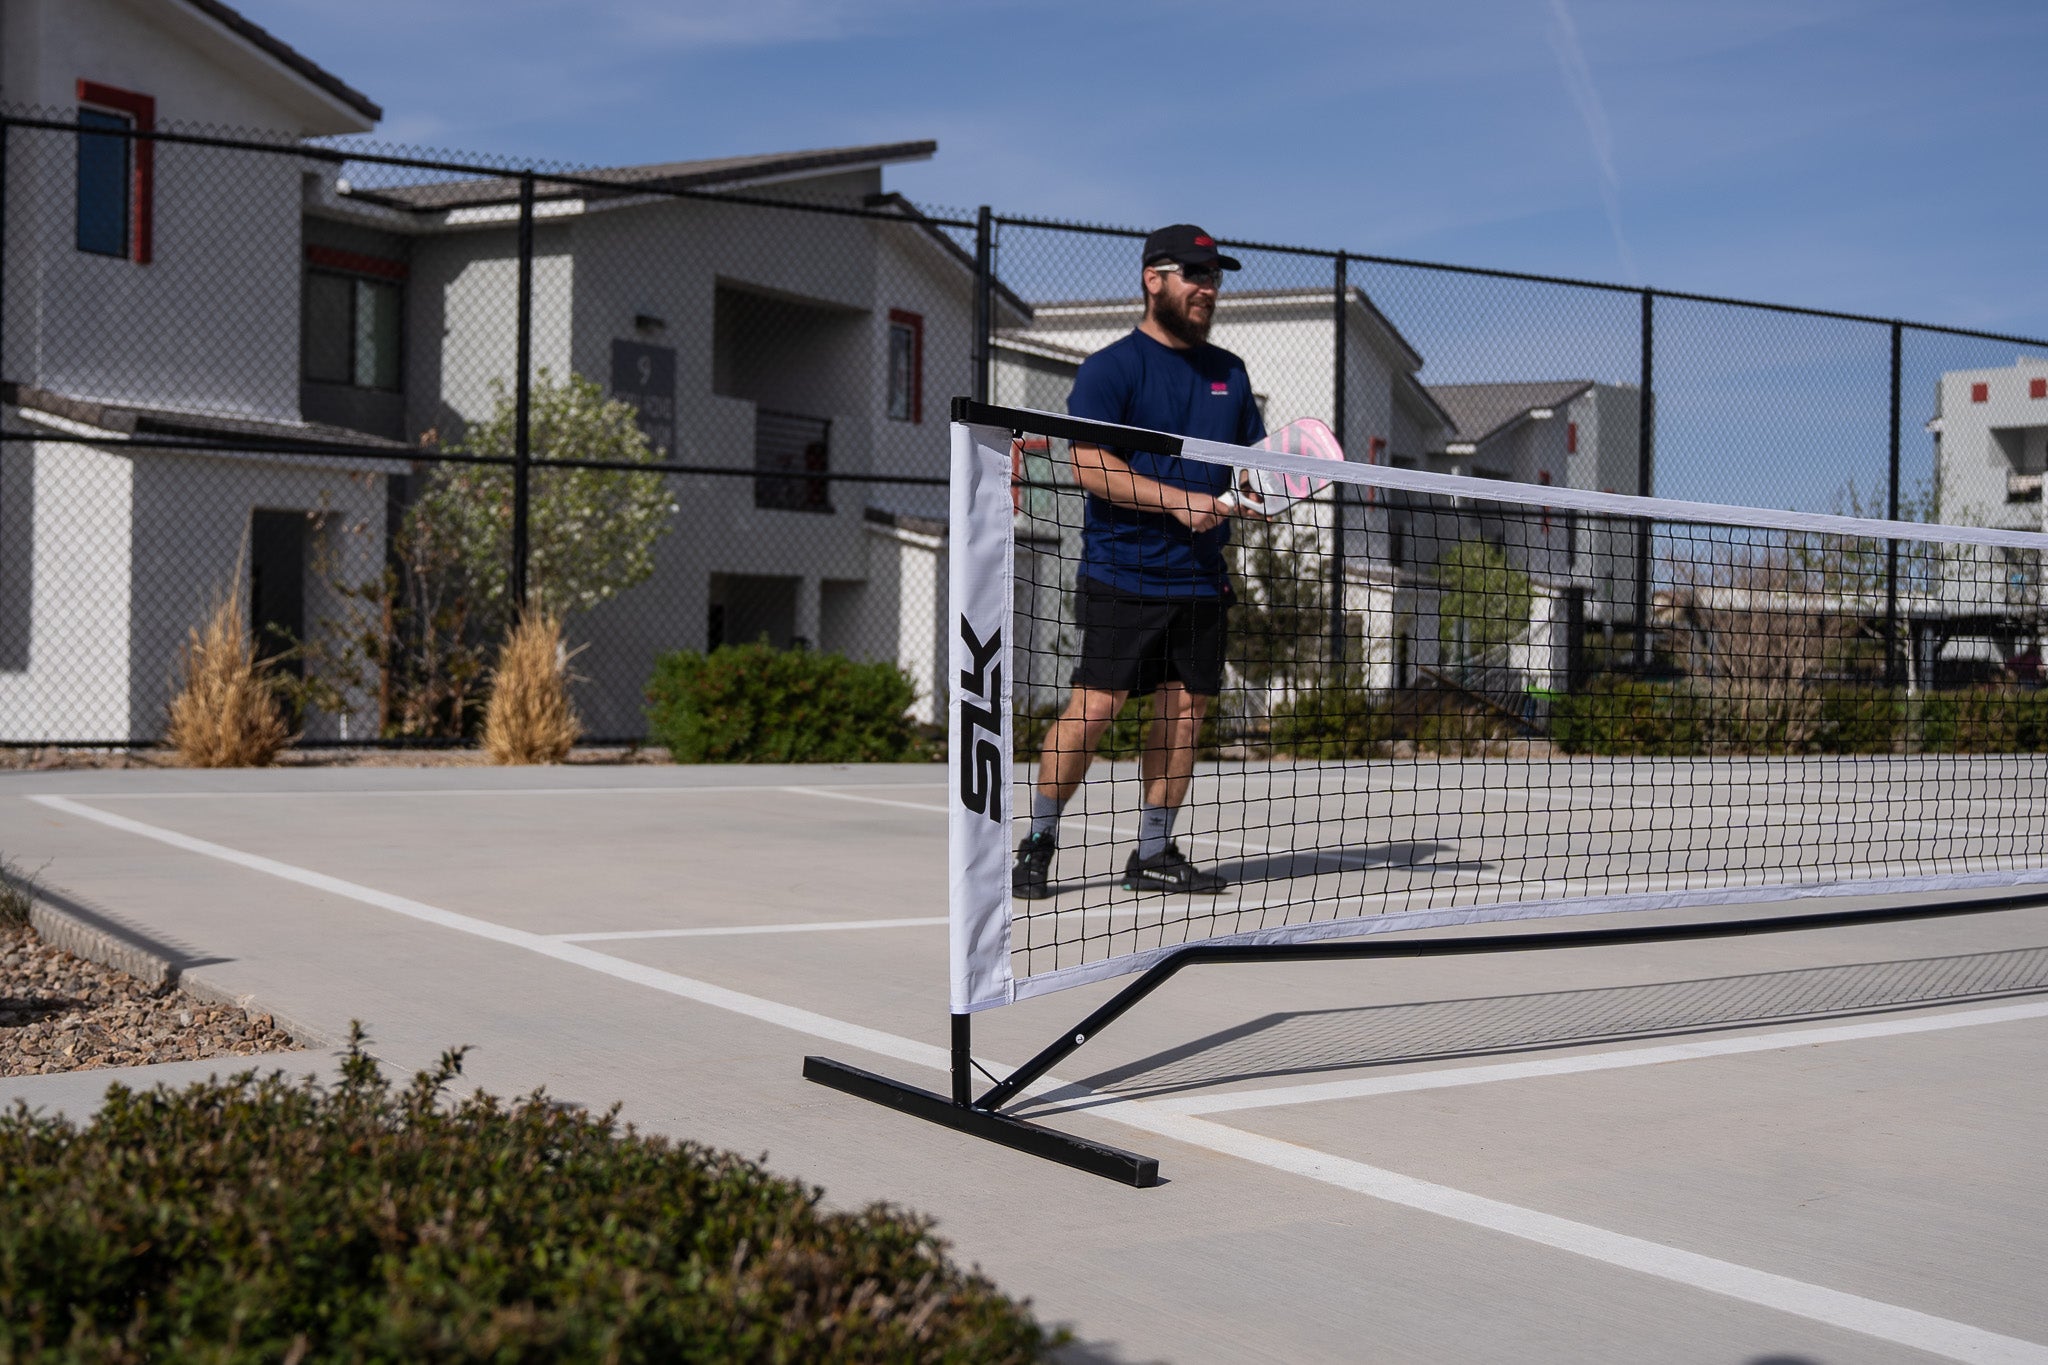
[754,408,833,514]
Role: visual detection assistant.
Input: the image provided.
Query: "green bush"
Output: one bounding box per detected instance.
[1269,677,1389,759]
[645,644,927,763]
[1550,676,1708,755]
[1918,688,2048,752]
[1813,689,1904,754]
[0,1027,1054,1363]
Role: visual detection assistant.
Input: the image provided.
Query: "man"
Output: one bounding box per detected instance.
[1013,224,1265,900]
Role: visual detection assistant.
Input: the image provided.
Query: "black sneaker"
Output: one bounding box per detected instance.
[1122,842,1227,895]
[1013,831,1057,900]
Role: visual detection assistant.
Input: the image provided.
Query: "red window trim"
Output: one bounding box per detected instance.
[888,308,923,424]
[1972,382,1990,403]
[76,79,154,264]
[1566,421,1578,453]
[306,244,409,280]
[2031,378,2047,400]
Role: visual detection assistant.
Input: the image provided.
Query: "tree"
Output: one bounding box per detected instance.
[1437,538,1532,665]
[301,370,676,738]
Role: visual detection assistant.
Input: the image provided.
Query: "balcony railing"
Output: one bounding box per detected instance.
[754,408,833,514]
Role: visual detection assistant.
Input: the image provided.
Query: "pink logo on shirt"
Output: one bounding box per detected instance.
[1210,382,1229,395]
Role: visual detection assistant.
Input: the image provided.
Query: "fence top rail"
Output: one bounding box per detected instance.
[0,113,981,229]
[3,113,2040,350]
[991,210,2048,350]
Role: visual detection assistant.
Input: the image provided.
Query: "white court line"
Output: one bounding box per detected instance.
[551,917,946,942]
[29,792,2048,1364]
[780,783,1297,862]
[1143,999,2048,1116]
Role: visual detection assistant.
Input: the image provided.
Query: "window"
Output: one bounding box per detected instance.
[1973,382,1990,403]
[2032,378,2047,400]
[887,309,923,423]
[75,81,154,262]
[303,247,405,391]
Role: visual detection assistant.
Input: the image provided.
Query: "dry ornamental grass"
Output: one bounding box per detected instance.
[482,609,583,764]
[164,587,292,767]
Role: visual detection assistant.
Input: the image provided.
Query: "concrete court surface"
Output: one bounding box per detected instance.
[2,763,2046,1365]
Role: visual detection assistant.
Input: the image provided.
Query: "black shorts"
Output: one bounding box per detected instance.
[1071,577,1230,698]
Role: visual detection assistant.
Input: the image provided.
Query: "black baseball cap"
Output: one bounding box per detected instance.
[1142,223,1241,271]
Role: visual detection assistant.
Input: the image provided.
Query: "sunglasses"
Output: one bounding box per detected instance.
[1149,261,1225,289]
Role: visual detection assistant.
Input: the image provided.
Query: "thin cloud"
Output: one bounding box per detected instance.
[1544,0,1639,284]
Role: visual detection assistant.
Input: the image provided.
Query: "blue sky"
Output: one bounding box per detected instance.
[243,0,2047,339]
[240,0,2044,509]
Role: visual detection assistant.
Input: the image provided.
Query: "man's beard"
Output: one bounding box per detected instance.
[1151,285,1213,346]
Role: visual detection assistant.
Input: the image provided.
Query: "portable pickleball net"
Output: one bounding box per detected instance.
[804,400,2048,1184]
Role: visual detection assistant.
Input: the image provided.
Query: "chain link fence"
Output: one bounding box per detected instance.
[2,111,2044,748]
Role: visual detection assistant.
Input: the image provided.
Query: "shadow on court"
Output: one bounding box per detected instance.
[1214,840,1481,881]
[1033,945,2048,1109]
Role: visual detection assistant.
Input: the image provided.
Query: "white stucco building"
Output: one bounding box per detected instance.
[0,0,401,741]
[1929,355,2048,532]
[0,0,1010,740]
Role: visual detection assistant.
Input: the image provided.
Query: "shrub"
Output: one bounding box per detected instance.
[482,610,582,765]
[164,584,293,767]
[1812,688,1904,754]
[1918,687,2048,753]
[646,644,926,763]
[1269,675,1389,759]
[1550,676,1707,755]
[0,1027,1055,1363]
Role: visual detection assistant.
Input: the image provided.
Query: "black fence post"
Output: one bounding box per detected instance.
[512,171,535,613]
[1885,321,1904,687]
[1329,251,1349,669]
[0,119,9,387]
[1634,288,1657,671]
[972,206,992,404]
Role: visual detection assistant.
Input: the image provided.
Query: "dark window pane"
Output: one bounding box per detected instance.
[303,273,352,384]
[887,323,914,421]
[354,279,401,390]
[75,109,130,258]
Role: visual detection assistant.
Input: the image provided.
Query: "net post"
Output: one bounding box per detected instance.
[950,1012,973,1106]
[1885,320,1904,688]
[1329,251,1349,668]
[511,170,536,612]
[1633,288,1657,671]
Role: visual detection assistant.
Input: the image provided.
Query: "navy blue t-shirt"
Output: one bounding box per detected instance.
[1068,330,1266,597]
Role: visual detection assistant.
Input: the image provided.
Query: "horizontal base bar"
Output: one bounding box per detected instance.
[802,1055,1159,1187]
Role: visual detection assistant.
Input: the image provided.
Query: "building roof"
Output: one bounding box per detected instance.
[3,383,409,454]
[352,141,939,213]
[179,0,382,123]
[1424,380,1595,443]
[1022,286,1428,372]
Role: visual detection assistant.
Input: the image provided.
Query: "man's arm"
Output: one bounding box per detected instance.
[1071,443,1228,534]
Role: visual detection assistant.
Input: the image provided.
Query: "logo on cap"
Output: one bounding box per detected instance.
[1194,235,1214,247]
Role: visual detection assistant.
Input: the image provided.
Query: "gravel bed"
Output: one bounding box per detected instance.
[1,923,297,1077]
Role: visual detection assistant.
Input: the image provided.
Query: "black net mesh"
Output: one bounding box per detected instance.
[999,410,2048,992]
